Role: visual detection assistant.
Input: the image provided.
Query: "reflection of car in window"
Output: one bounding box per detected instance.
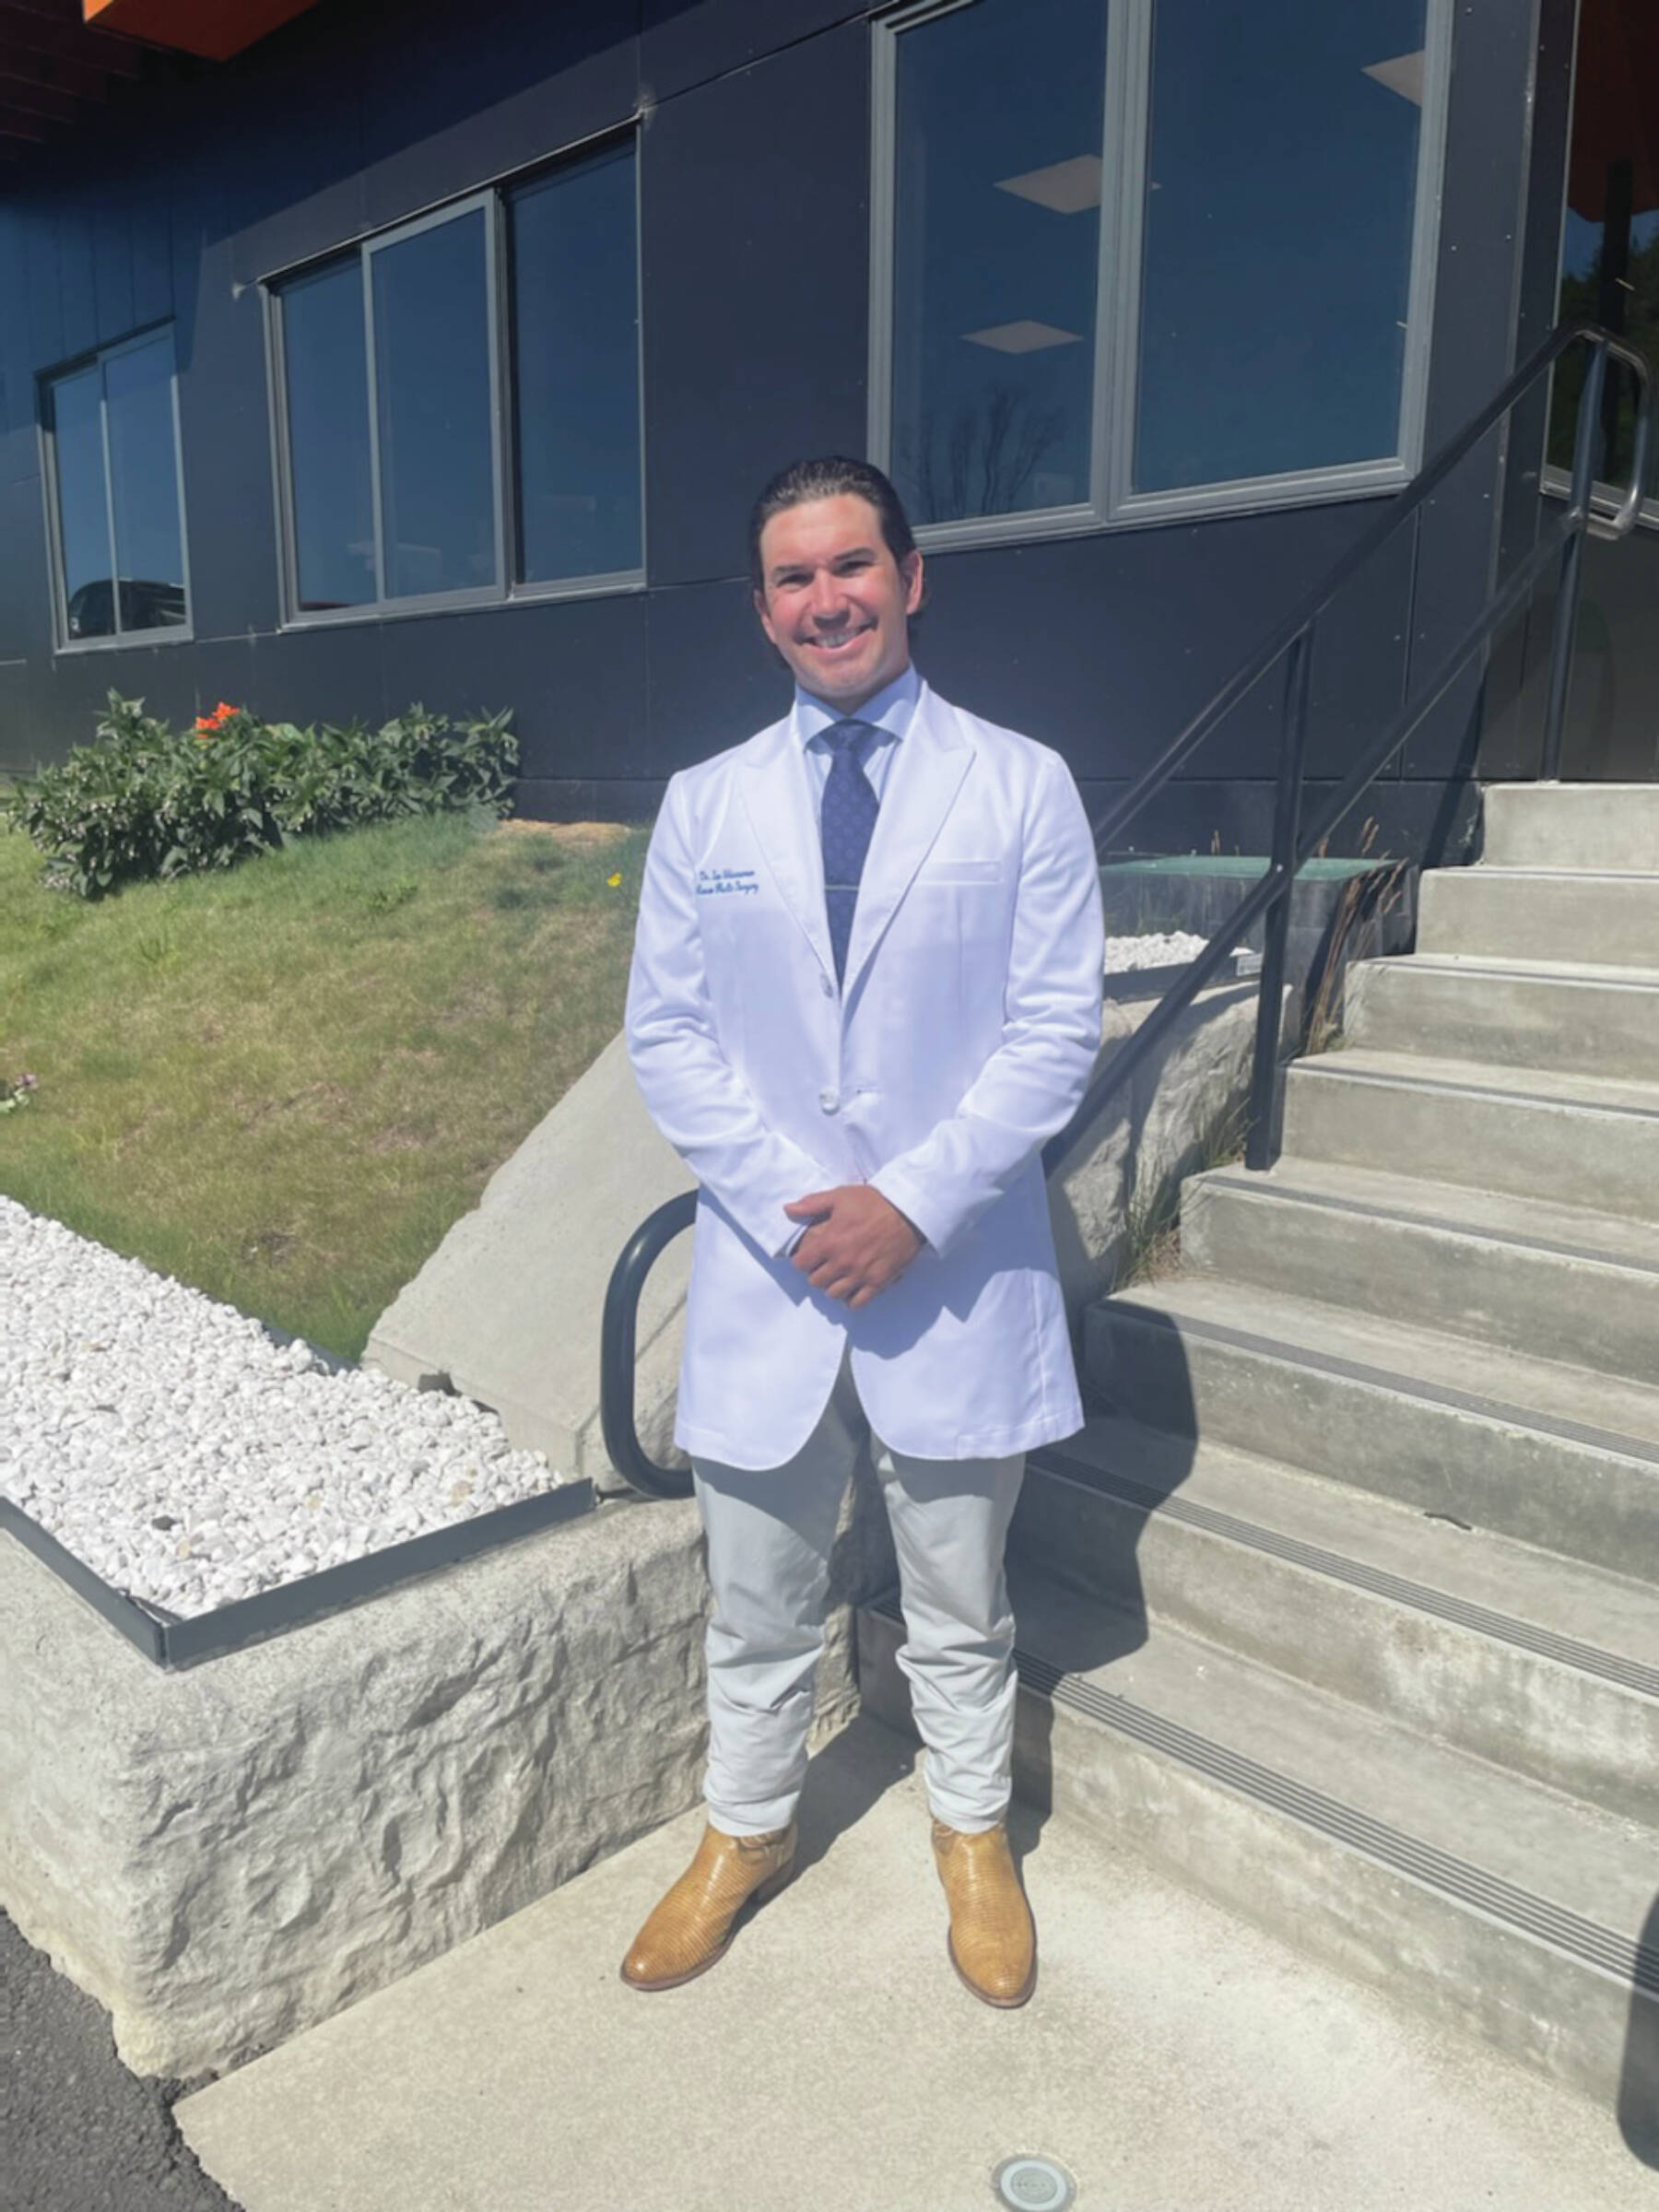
[66,577,187,639]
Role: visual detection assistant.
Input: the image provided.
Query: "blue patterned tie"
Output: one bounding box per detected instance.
[820,718,880,987]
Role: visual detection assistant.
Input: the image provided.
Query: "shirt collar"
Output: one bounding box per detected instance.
[794,663,922,749]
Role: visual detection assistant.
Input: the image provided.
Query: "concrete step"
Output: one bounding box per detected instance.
[171,1715,1655,2212]
[1345,952,1659,1083]
[1007,1418,1659,1822]
[1483,782,1659,872]
[1179,1158,1659,1382]
[1084,1278,1659,1583]
[1282,1047,1659,1223]
[861,1573,1659,2117]
[1418,865,1659,967]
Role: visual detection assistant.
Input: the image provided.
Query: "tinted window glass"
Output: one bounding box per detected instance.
[104,335,187,632]
[51,366,114,640]
[511,144,642,582]
[371,209,497,599]
[1548,0,1659,498]
[890,0,1107,525]
[1134,0,1427,492]
[282,258,376,609]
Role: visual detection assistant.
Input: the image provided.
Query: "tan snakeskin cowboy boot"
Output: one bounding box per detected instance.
[619,1822,798,1991]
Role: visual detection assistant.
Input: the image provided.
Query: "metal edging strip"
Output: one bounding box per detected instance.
[2,1483,595,1670]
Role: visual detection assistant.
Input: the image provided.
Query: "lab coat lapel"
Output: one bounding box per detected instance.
[842,685,973,998]
[737,712,836,984]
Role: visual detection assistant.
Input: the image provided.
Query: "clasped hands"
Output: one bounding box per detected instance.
[784,1184,923,1308]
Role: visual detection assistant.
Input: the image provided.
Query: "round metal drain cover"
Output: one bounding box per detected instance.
[993,2155,1076,2210]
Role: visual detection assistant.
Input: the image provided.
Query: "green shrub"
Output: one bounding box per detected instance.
[5,694,517,898]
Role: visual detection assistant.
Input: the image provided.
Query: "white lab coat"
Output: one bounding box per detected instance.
[625,680,1104,1470]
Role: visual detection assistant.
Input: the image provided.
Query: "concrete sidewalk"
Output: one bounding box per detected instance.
[177,1719,1656,2212]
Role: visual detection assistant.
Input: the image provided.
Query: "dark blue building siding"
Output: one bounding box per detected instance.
[0,0,1611,854]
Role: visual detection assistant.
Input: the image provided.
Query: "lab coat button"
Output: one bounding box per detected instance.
[820,974,834,997]
[818,1089,840,1113]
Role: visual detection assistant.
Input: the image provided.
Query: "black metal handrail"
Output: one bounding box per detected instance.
[600,322,1653,1497]
[598,1187,699,1500]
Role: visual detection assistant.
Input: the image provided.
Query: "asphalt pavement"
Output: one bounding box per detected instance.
[1,1909,244,2212]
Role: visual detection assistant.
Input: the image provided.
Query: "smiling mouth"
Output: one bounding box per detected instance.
[803,625,874,654]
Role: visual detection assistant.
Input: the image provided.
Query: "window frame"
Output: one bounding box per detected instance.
[39,323,194,656]
[265,130,647,631]
[868,0,1454,551]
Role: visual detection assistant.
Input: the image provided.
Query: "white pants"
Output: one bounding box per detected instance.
[692,1356,1025,1836]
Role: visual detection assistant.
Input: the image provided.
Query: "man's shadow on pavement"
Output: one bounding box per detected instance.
[792,1720,921,1882]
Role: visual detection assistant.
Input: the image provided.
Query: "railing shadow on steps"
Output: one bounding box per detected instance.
[601,320,1653,1501]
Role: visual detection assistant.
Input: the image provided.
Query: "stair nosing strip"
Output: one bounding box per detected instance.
[1293,1060,1659,1124]
[1031,1448,1659,1700]
[1380,956,1659,995]
[867,1594,1659,1995]
[1455,865,1659,885]
[1103,1303,1659,1473]
[1205,1171,1659,1279]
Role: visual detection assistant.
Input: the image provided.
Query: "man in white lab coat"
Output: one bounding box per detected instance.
[621,457,1103,2006]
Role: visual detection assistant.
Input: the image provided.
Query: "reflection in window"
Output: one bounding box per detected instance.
[371,210,498,600]
[47,335,189,645]
[1548,0,1659,497]
[104,335,188,631]
[281,259,375,610]
[510,143,642,582]
[51,367,114,639]
[1135,0,1427,492]
[889,0,1107,525]
[881,0,1443,526]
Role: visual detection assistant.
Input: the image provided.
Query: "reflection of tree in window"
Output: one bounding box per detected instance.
[900,386,1066,522]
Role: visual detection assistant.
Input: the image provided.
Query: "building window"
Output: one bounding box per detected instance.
[872,0,1450,542]
[509,142,643,583]
[43,330,191,648]
[279,258,376,611]
[268,135,642,623]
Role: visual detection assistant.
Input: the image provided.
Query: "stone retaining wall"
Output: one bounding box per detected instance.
[0,1464,895,2078]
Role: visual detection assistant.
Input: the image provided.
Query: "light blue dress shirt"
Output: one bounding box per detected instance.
[794,663,922,817]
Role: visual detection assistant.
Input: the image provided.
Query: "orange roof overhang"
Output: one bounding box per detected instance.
[82,0,323,63]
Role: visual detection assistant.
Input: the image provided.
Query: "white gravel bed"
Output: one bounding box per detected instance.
[0,1194,570,1620]
[1103,930,1207,973]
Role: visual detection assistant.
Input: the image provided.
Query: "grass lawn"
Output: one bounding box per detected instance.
[0,805,649,1360]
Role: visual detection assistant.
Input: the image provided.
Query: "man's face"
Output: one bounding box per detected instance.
[754,493,924,712]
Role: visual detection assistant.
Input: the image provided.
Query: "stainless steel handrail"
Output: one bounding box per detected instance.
[1580,334,1653,540]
